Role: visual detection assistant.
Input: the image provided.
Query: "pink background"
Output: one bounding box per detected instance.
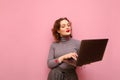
[0,0,120,80]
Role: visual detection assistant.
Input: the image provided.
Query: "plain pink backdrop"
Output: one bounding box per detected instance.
[0,0,120,80]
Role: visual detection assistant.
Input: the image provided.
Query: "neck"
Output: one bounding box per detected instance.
[60,35,71,42]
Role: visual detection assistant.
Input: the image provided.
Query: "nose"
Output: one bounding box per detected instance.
[66,26,70,30]
[66,25,69,28]
[66,27,69,30]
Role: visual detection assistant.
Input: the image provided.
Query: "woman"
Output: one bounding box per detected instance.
[47,17,80,80]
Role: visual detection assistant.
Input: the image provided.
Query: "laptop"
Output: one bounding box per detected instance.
[63,38,109,67]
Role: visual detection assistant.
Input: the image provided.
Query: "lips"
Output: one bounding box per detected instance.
[66,30,70,32]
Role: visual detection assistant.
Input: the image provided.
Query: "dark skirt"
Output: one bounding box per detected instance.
[48,67,78,80]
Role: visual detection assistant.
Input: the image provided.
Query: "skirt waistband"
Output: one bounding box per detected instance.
[56,67,76,73]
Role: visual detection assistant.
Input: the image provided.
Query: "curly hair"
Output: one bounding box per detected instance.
[52,17,72,43]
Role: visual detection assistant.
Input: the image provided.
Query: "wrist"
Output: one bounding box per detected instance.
[58,56,64,63]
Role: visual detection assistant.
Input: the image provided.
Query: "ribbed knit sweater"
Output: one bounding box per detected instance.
[47,37,80,69]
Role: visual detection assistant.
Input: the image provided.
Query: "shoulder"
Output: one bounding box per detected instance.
[50,42,59,48]
[71,38,81,47]
[71,38,81,43]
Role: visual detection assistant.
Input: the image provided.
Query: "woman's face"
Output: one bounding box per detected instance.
[57,19,71,37]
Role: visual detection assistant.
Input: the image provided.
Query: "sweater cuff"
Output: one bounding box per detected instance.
[54,58,61,64]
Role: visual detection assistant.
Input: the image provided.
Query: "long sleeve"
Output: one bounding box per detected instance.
[47,38,81,69]
[47,44,60,69]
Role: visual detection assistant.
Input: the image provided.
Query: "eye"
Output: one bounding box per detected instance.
[61,24,65,28]
[67,23,71,27]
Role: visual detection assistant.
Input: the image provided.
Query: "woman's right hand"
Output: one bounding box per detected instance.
[58,52,78,63]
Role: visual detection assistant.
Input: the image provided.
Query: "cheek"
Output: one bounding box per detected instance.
[60,28,66,33]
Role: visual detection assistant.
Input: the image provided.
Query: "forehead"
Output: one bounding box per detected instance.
[60,20,69,25]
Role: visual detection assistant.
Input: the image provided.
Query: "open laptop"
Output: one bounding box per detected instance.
[63,38,109,67]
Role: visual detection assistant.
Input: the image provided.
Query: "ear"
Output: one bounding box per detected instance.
[57,30,60,33]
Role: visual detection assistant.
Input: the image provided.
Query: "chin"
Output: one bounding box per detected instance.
[63,34,71,37]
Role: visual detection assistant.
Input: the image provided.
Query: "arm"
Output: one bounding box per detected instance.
[47,44,61,69]
[47,43,78,69]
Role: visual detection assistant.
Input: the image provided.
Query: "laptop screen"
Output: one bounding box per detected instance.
[77,38,108,66]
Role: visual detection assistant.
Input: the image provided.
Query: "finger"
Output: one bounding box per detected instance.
[71,56,77,61]
[75,53,78,57]
[73,53,78,57]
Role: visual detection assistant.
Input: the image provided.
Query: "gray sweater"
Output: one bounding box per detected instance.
[47,37,81,69]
